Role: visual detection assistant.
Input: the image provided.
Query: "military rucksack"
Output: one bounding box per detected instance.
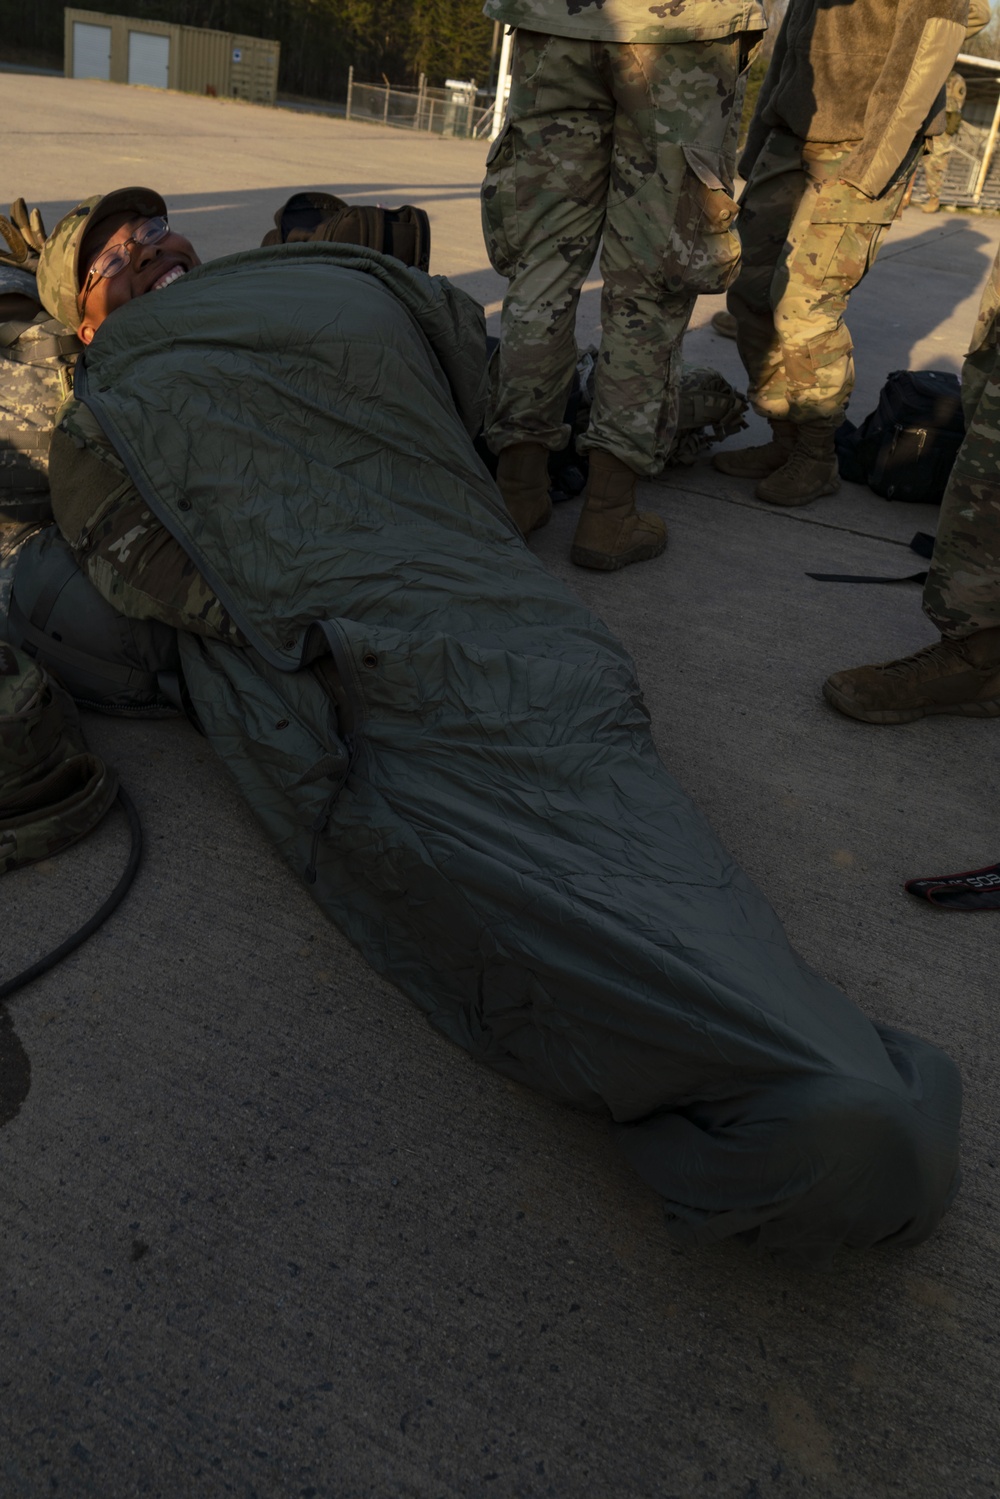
[261,191,432,272]
[1,200,81,526]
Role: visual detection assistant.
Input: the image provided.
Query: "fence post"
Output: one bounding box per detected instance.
[973,88,1000,203]
[418,72,426,130]
[490,29,513,140]
[384,79,391,125]
[346,65,353,120]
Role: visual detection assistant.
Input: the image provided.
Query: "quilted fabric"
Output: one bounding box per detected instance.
[75,244,961,1263]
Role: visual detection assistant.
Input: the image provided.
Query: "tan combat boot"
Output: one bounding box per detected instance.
[711,309,738,339]
[570,449,666,572]
[921,197,941,214]
[711,420,797,480]
[823,627,1000,724]
[496,442,552,537]
[755,417,840,506]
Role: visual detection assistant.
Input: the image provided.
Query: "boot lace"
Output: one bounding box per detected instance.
[882,640,964,679]
[778,444,827,480]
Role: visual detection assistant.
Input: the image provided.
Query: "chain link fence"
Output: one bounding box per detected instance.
[345,69,493,138]
[913,120,1000,208]
[910,60,1000,208]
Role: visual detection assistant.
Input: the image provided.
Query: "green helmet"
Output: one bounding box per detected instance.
[36,186,167,331]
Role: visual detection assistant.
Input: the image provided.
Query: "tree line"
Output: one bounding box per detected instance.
[0,0,498,99]
[5,0,997,106]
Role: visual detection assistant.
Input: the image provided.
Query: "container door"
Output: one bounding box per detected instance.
[72,22,111,81]
[128,31,170,88]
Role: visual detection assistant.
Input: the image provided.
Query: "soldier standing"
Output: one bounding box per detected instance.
[921,69,968,212]
[480,1,764,570]
[713,0,989,508]
[823,243,1000,722]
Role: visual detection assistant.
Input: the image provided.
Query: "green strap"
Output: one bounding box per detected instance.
[0,311,79,363]
[0,316,33,348]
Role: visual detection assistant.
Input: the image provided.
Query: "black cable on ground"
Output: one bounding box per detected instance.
[0,785,142,1002]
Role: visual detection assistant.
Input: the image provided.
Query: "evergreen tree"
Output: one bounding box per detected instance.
[0,0,495,97]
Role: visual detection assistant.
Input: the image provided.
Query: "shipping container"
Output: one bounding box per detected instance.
[64,8,280,106]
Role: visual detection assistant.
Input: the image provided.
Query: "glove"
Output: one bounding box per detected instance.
[0,198,48,271]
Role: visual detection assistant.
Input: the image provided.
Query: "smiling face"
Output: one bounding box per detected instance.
[76,210,201,344]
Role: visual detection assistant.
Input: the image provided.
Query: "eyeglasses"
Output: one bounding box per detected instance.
[79,216,170,304]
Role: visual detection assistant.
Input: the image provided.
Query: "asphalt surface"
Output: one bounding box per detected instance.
[2,73,999,1499]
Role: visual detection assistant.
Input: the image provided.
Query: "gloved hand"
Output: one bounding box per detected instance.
[0,199,48,271]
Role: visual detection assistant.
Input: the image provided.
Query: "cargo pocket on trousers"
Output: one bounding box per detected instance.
[789,220,882,300]
[481,121,520,279]
[663,146,741,297]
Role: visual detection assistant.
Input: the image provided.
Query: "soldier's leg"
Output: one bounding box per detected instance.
[921,135,951,211]
[48,418,244,645]
[770,147,907,425]
[482,32,613,457]
[713,129,809,479]
[725,129,808,422]
[570,35,748,570]
[747,150,908,505]
[923,354,1000,638]
[822,254,1000,721]
[586,35,746,474]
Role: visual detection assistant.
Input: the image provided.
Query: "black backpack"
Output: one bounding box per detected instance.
[835,370,965,504]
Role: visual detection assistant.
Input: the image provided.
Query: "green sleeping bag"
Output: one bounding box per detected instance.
[71,244,961,1264]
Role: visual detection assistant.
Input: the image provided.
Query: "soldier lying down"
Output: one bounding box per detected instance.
[36,188,963,1266]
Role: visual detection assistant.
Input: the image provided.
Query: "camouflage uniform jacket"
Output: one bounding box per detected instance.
[482,0,765,46]
[741,0,988,199]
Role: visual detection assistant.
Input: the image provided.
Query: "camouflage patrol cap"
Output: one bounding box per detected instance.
[36,186,167,331]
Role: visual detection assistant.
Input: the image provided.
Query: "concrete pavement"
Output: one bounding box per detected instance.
[2,73,999,1499]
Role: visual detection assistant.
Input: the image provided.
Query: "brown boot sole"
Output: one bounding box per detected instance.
[711,450,789,480]
[510,497,552,537]
[822,677,1000,724]
[571,533,667,571]
[755,473,840,507]
[525,499,552,536]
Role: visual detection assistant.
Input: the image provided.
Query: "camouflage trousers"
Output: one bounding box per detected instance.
[923,323,1000,638]
[922,132,957,204]
[48,405,243,645]
[482,30,751,475]
[727,129,908,423]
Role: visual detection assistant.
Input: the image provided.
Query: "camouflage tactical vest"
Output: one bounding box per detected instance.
[0,264,80,523]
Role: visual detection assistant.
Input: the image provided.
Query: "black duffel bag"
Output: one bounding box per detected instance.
[835,370,965,504]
